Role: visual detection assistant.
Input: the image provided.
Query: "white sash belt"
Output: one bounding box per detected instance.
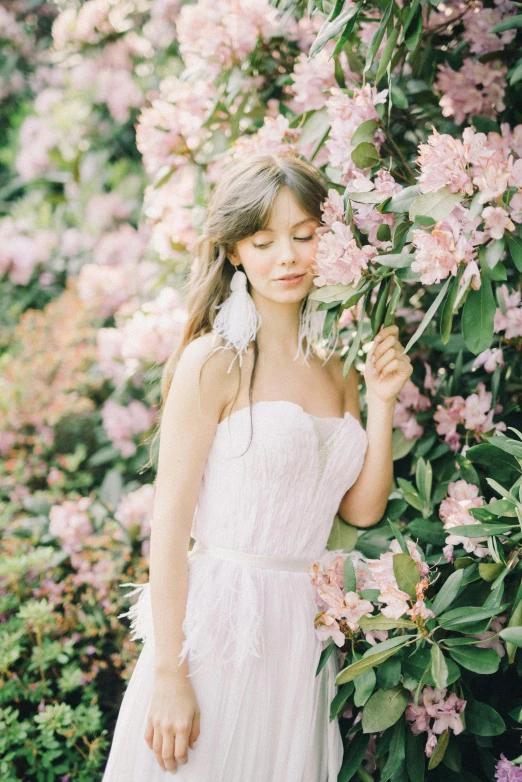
[189,540,316,572]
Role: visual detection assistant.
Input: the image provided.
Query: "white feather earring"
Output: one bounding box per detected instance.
[210,268,262,374]
[293,294,340,366]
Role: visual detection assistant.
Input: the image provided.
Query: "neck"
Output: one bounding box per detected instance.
[250,290,306,360]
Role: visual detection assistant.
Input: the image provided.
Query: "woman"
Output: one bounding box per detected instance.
[102,151,412,781]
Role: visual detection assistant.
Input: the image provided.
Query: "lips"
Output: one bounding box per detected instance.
[276,273,305,281]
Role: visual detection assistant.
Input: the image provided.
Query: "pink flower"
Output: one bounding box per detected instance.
[482,205,515,240]
[495,755,522,781]
[406,686,466,757]
[435,58,507,126]
[411,213,476,286]
[439,480,488,557]
[115,484,155,539]
[49,497,93,555]
[495,285,522,339]
[101,400,156,458]
[313,221,377,287]
[340,592,374,632]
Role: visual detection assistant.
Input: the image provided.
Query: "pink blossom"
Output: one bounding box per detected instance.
[325,85,388,182]
[482,205,515,240]
[439,479,488,557]
[406,686,466,757]
[411,213,476,286]
[417,126,488,195]
[101,400,156,458]
[472,347,504,373]
[393,380,431,441]
[320,189,345,229]
[86,192,134,231]
[495,754,522,781]
[435,58,507,126]
[93,224,149,267]
[495,285,522,339]
[312,221,377,287]
[49,497,93,555]
[0,218,56,286]
[115,484,155,539]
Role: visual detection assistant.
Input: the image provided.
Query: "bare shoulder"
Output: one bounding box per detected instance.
[325,350,362,421]
[170,334,239,424]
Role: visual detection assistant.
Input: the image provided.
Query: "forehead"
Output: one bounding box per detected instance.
[261,187,317,230]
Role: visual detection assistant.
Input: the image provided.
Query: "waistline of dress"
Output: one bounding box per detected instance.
[188,540,317,572]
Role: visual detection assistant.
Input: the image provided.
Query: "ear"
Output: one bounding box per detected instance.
[227,244,238,264]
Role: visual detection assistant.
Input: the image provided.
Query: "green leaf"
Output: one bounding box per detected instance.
[393,553,420,601]
[404,278,451,354]
[449,523,516,537]
[449,646,501,674]
[342,556,356,594]
[316,641,336,675]
[364,0,393,73]
[462,278,496,355]
[376,26,400,82]
[309,282,360,304]
[381,717,406,782]
[500,627,522,648]
[478,563,505,582]
[343,291,369,377]
[438,603,510,631]
[309,5,361,58]
[440,266,465,345]
[431,569,465,616]
[362,687,410,733]
[381,185,420,214]
[351,141,380,169]
[354,664,376,707]
[505,598,522,663]
[359,615,416,632]
[351,119,379,146]
[464,700,506,736]
[327,515,358,552]
[405,729,425,782]
[428,729,450,770]
[415,458,432,504]
[409,186,462,222]
[336,637,413,685]
[407,519,446,547]
[330,681,354,722]
[431,645,449,689]
[388,519,409,554]
[377,657,402,690]
[491,14,522,32]
[508,234,522,272]
[338,733,370,782]
[484,434,522,459]
[346,190,386,204]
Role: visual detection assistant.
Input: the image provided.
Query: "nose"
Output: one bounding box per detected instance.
[279,236,297,265]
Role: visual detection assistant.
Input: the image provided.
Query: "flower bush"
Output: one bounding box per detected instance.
[1,0,522,779]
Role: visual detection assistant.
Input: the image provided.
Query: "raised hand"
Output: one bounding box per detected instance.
[364,324,412,405]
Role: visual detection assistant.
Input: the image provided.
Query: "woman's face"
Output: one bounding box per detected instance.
[228,186,321,304]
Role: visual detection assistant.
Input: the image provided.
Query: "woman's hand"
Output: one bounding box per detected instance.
[364,324,412,405]
[144,673,201,774]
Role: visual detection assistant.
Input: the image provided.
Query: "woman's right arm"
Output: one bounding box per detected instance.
[144,335,234,774]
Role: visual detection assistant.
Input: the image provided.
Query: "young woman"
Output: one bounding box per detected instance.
[102,152,412,781]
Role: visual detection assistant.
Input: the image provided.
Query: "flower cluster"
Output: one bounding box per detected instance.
[439,479,488,561]
[101,399,156,458]
[393,379,431,441]
[367,539,434,623]
[434,381,506,451]
[406,686,466,757]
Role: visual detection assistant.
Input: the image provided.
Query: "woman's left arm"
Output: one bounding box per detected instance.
[338,324,412,528]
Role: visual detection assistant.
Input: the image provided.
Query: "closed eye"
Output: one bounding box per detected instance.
[253,236,314,249]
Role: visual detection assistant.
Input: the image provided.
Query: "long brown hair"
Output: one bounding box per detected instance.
[145,150,329,467]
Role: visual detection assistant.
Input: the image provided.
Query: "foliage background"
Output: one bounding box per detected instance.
[1,0,522,779]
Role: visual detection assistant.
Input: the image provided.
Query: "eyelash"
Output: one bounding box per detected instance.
[253,237,314,249]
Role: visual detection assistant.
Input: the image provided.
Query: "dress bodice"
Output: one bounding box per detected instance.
[191,400,368,558]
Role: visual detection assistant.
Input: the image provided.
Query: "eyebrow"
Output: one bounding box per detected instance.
[258,218,317,232]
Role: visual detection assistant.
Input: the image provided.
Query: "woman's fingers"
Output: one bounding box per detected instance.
[374,347,399,374]
[374,324,399,345]
[162,731,177,773]
[372,334,398,360]
[380,355,412,379]
[152,728,167,771]
[144,716,154,749]
[175,725,190,766]
[189,711,200,750]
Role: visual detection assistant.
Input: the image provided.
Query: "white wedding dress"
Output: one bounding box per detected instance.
[101,399,368,782]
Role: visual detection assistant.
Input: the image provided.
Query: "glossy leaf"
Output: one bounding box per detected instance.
[362,687,410,733]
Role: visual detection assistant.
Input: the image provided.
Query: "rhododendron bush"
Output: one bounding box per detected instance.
[1,0,522,779]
